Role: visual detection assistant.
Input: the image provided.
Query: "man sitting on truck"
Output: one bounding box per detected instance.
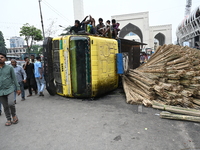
[111,19,120,39]
[102,20,112,38]
[70,20,82,34]
[96,18,105,35]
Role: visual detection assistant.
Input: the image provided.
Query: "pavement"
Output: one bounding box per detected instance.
[0,88,200,150]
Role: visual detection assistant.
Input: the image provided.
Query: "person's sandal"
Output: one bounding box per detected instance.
[5,120,12,126]
[12,115,18,124]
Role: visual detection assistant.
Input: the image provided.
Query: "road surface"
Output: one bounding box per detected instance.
[0,88,200,150]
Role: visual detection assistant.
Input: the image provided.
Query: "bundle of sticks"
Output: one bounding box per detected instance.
[123,44,200,109]
[123,44,200,122]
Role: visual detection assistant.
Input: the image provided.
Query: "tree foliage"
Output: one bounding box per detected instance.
[19,23,43,56]
[0,31,7,54]
[31,45,43,55]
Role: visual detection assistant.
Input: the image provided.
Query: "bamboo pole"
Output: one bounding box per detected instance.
[128,72,157,85]
[127,76,154,91]
[167,80,180,85]
[160,111,200,123]
[166,56,188,66]
[122,77,142,104]
[152,102,200,117]
[158,82,173,91]
[193,98,200,106]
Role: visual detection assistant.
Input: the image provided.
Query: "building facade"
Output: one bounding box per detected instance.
[9,36,24,48]
[112,12,172,50]
[176,5,200,48]
[7,47,27,60]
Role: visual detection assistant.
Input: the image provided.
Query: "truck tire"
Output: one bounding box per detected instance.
[43,37,57,96]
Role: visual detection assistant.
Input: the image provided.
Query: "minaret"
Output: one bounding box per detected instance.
[185,0,192,17]
[73,0,84,21]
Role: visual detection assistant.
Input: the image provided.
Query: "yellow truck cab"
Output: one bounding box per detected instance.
[43,35,119,98]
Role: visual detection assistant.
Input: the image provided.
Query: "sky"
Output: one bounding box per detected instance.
[1,0,200,48]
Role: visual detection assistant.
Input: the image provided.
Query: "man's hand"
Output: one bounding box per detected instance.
[40,76,42,79]
[23,80,26,83]
[16,90,21,96]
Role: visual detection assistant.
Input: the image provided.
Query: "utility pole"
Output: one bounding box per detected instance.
[38,0,45,39]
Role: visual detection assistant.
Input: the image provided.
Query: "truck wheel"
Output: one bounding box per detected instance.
[43,37,57,96]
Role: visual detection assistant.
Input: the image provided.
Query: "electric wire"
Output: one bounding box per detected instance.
[42,0,72,24]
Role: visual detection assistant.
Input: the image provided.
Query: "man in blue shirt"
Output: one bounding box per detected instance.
[0,53,21,126]
[34,57,45,96]
[11,59,27,102]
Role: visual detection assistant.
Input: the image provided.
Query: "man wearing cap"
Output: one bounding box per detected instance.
[0,53,21,126]
[11,59,27,102]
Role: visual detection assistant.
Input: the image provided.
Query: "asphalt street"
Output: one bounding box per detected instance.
[0,88,200,150]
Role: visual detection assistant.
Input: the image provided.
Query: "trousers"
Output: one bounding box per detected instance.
[0,92,16,120]
[35,77,45,93]
[27,78,37,95]
[14,81,25,100]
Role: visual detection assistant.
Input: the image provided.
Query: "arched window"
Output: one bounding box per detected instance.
[119,23,143,43]
[154,33,165,46]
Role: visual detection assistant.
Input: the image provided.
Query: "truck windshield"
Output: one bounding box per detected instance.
[69,36,91,97]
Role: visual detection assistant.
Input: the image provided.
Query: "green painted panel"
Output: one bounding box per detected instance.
[69,36,91,97]
[69,38,77,94]
[59,40,63,50]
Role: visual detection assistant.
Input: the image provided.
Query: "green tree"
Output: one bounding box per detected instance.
[31,45,43,55]
[0,31,7,54]
[19,23,43,57]
[38,47,43,56]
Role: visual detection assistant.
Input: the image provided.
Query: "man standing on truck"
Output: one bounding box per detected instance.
[70,20,82,34]
[0,53,21,126]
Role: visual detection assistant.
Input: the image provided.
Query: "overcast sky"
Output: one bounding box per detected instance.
[1,0,200,48]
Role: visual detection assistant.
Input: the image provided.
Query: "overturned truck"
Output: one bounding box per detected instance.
[43,35,145,98]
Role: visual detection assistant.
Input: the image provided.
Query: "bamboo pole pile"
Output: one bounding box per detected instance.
[123,44,200,110]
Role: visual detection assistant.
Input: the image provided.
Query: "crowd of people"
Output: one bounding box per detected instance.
[140,52,151,64]
[70,15,120,39]
[0,53,45,126]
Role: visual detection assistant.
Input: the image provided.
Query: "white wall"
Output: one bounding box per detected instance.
[112,12,172,48]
